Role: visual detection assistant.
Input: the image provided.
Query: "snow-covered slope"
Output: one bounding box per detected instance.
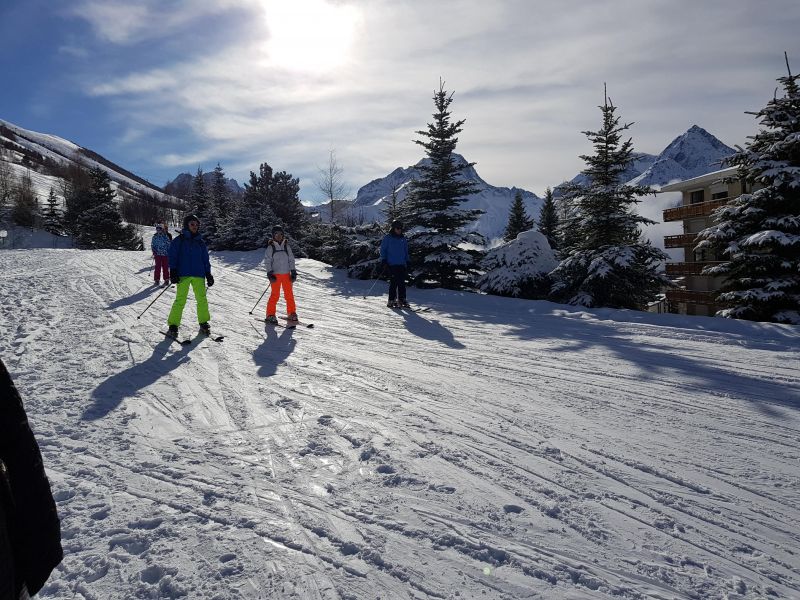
[0,118,180,207]
[349,154,542,242]
[2,248,799,599]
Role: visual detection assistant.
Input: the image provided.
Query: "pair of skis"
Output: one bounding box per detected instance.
[257,316,315,329]
[160,329,225,345]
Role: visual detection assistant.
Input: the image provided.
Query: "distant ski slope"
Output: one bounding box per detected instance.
[1,248,798,599]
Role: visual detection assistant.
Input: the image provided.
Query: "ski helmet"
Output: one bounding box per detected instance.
[183,214,200,229]
[272,225,284,236]
[391,220,403,231]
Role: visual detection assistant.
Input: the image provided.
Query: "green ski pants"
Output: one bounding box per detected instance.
[167,276,210,326]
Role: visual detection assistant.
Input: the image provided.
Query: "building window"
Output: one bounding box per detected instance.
[711,191,729,200]
[690,190,705,204]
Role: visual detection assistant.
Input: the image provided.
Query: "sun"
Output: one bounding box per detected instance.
[260,0,361,74]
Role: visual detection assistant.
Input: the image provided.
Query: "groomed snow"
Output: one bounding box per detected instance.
[1,249,799,599]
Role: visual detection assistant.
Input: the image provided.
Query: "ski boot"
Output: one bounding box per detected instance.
[199,322,211,336]
[166,324,179,339]
[265,315,279,325]
[399,300,411,309]
[287,312,299,323]
[387,300,398,308]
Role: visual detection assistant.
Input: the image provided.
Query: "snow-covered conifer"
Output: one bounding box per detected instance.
[503,190,535,242]
[538,187,559,250]
[550,89,668,308]
[401,80,484,289]
[75,167,142,249]
[696,55,800,323]
[478,230,557,299]
[42,187,64,235]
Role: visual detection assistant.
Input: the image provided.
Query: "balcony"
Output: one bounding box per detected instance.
[663,233,698,248]
[663,198,729,222]
[665,261,725,276]
[665,289,717,305]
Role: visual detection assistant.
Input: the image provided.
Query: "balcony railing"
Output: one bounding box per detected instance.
[663,233,698,248]
[665,289,718,305]
[665,261,725,276]
[663,198,729,222]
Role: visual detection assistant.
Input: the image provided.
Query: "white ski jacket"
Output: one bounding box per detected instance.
[264,239,296,274]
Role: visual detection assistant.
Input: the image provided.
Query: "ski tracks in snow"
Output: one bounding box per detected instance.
[1,249,799,599]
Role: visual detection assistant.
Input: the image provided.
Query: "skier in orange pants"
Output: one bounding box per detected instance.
[264,226,298,324]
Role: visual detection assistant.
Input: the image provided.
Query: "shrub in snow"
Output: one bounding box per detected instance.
[550,90,669,309]
[696,55,800,324]
[477,230,557,299]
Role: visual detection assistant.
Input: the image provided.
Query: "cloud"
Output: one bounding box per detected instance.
[65,0,800,203]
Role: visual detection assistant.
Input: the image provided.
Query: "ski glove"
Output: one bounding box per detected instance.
[206,274,214,288]
[267,271,277,283]
[170,273,180,285]
[290,269,297,282]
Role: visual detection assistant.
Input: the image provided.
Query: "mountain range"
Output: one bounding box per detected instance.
[1,117,735,244]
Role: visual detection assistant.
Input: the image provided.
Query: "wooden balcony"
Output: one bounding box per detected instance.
[663,233,698,248]
[665,261,725,276]
[665,289,717,305]
[663,198,729,222]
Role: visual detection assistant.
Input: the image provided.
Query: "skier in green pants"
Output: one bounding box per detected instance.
[166,214,215,337]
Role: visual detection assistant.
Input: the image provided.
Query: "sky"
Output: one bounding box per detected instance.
[1,0,798,203]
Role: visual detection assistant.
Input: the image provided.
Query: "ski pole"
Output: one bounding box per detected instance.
[362,263,386,299]
[148,255,154,278]
[136,284,172,319]
[248,282,272,314]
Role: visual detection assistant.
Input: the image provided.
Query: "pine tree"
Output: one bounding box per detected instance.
[11,170,38,227]
[267,169,306,238]
[42,187,64,235]
[383,185,402,226]
[696,54,800,324]
[202,163,227,247]
[75,167,142,249]
[217,163,279,250]
[503,190,535,242]
[538,187,559,249]
[550,88,668,308]
[190,167,208,217]
[401,80,484,289]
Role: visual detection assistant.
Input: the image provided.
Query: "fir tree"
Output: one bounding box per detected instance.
[538,187,559,250]
[266,169,306,237]
[75,167,142,249]
[42,187,64,235]
[217,163,279,250]
[201,163,227,247]
[11,170,38,227]
[401,80,484,289]
[503,190,535,242]
[190,167,208,217]
[550,88,668,308]
[696,54,800,324]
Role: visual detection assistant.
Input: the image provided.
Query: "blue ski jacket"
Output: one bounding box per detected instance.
[380,233,410,266]
[151,232,171,256]
[168,229,211,278]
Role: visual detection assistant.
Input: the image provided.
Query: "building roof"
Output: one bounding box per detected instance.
[659,167,738,192]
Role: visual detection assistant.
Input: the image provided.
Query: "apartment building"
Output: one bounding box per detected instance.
[660,167,745,316]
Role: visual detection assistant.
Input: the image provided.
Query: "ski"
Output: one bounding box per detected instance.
[254,318,312,329]
[160,331,192,345]
[279,316,314,328]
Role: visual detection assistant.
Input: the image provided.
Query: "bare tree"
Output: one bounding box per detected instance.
[315,149,350,223]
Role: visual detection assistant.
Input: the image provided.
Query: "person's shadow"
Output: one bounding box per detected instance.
[252,325,297,377]
[401,311,465,349]
[84,338,195,420]
[106,285,162,310]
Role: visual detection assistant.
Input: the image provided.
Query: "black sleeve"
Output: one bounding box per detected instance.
[0,359,63,595]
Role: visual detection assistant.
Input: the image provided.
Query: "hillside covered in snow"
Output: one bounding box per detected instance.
[1,247,798,599]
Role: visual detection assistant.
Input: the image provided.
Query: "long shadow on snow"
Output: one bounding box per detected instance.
[452,301,800,417]
[84,338,197,420]
[252,325,296,378]
[400,310,465,349]
[105,285,161,310]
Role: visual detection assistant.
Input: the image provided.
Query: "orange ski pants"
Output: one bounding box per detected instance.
[267,273,296,316]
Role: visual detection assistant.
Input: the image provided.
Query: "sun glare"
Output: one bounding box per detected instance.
[260,0,360,73]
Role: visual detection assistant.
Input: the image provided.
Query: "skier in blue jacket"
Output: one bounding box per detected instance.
[166,214,214,337]
[379,220,411,308]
